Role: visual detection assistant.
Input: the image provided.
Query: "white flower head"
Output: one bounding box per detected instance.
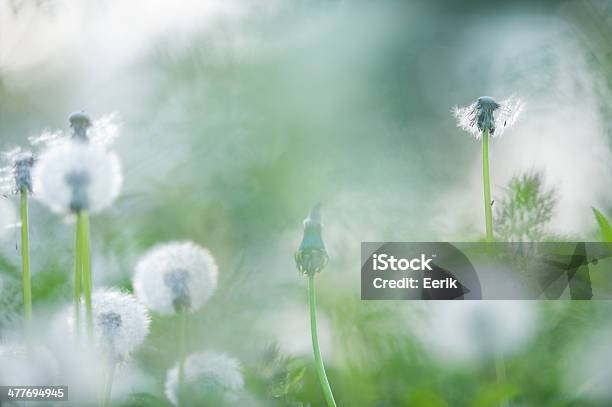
[164,352,244,405]
[29,112,122,148]
[453,95,523,139]
[133,241,218,315]
[67,289,150,361]
[0,146,35,195]
[0,345,59,385]
[32,141,122,214]
[417,301,537,365]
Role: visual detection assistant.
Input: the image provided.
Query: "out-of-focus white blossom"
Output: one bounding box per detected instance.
[564,327,612,403]
[0,146,35,195]
[67,289,150,361]
[133,241,218,315]
[28,112,122,148]
[164,352,244,405]
[261,305,334,361]
[0,345,59,385]
[417,301,538,364]
[453,96,523,139]
[0,199,16,237]
[32,141,122,214]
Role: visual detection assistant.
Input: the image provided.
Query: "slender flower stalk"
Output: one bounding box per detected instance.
[453,97,523,407]
[295,204,337,407]
[79,210,93,340]
[10,154,35,345]
[178,310,187,406]
[73,218,82,337]
[482,127,493,241]
[102,361,116,407]
[453,96,523,241]
[33,112,123,342]
[19,186,31,342]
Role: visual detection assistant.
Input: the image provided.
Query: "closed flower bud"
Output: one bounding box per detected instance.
[133,241,218,315]
[295,204,329,276]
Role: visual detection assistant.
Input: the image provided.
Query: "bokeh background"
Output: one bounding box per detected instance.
[1,0,612,405]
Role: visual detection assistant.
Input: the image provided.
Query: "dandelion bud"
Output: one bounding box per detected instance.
[133,241,218,315]
[32,141,122,214]
[69,111,92,141]
[164,352,244,405]
[68,289,150,361]
[295,204,329,276]
[453,95,523,139]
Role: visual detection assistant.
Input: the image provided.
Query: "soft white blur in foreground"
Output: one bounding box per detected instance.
[416,301,539,365]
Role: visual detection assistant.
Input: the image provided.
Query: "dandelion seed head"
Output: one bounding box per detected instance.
[164,352,244,405]
[295,204,329,276]
[0,345,58,385]
[89,112,122,146]
[28,129,66,149]
[28,112,121,150]
[0,147,35,194]
[133,241,218,314]
[32,141,122,214]
[67,289,150,361]
[453,95,523,139]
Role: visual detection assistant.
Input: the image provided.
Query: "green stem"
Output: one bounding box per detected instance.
[79,211,93,341]
[482,128,494,242]
[308,275,337,407]
[74,214,83,337]
[20,188,32,345]
[102,360,116,407]
[178,311,187,407]
[495,351,509,407]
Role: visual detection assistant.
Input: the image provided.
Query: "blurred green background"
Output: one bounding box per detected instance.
[1,0,612,405]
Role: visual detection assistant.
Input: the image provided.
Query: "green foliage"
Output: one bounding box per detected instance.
[494,171,557,242]
[592,208,612,242]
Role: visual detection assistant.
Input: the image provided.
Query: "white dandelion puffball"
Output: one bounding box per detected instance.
[453,95,523,139]
[0,199,16,237]
[32,141,122,214]
[417,301,537,365]
[67,289,150,360]
[133,241,219,314]
[164,352,244,405]
[0,345,58,385]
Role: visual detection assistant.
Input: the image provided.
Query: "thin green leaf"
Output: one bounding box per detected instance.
[592,208,612,242]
